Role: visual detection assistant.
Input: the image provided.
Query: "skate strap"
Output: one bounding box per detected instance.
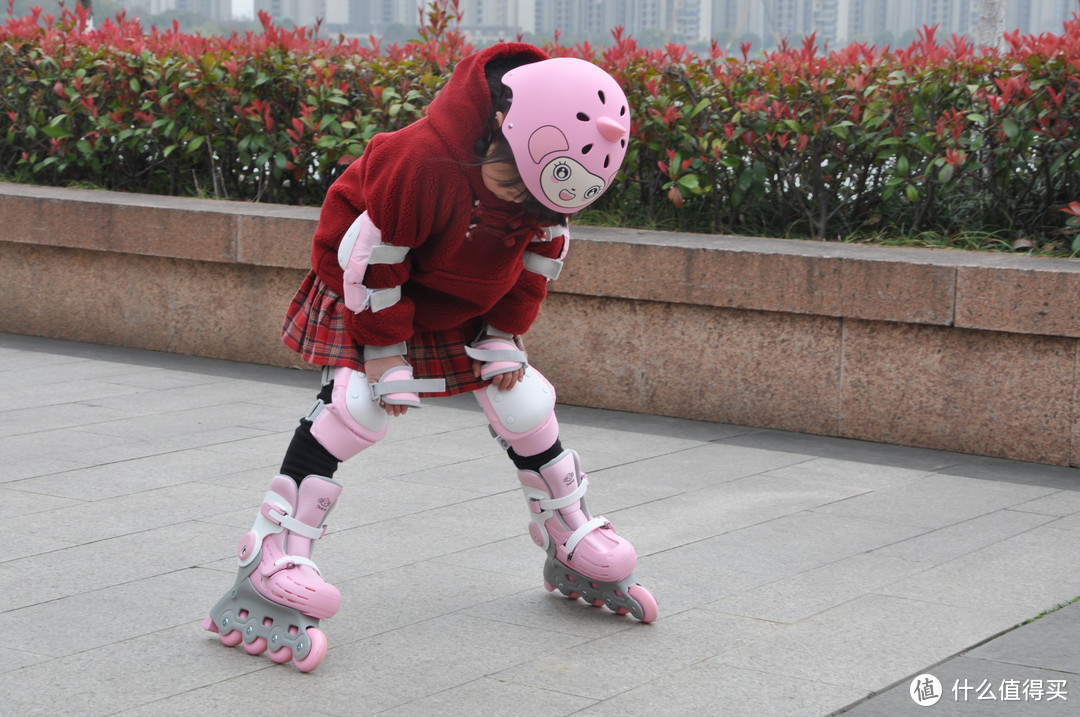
[262,554,322,578]
[528,477,590,514]
[265,505,327,541]
[564,516,611,558]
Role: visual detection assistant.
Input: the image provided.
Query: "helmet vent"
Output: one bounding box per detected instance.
[620,105,626,116]
[598,90,606,104]
[604,155,611,168]
[576,112,590,122]
[582,144,593,155]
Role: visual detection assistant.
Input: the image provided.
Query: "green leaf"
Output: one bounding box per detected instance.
[689,97,711,119]
[41,124,72,139]
[676,174,701,192]
[1003,118,1020,141]
[905,184,920,203]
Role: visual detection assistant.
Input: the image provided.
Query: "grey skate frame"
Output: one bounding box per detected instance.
[207,562,321,662]
[543,553,651,621]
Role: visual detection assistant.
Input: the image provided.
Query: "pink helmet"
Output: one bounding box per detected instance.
[501,58,630,214]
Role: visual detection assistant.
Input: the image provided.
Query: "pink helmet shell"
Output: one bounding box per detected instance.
[501,58,630,214]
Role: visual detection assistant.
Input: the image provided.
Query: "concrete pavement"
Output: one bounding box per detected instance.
[1,331,1077,716]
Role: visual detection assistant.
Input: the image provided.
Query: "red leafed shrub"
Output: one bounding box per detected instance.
[3,1,1080,253]
[0,1,468,203]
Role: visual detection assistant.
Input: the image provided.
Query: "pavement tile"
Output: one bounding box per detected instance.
[3,333,1079,717]
[717,593,1022,692]
[814,473,1059,529]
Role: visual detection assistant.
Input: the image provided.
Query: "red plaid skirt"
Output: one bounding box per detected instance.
[281,271,521,397]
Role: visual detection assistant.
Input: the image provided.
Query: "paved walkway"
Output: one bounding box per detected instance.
[1,332,1078,716]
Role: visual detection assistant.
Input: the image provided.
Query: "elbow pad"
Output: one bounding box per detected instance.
[337,211,409,313]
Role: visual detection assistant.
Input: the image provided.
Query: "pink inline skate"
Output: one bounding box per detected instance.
[519,449,658,622]
[203,474,342,672]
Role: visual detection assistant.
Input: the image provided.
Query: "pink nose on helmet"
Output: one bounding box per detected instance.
[597,116,627,142]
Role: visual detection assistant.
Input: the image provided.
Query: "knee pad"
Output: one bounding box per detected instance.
[474,367,559,456]
[309,367,388,461]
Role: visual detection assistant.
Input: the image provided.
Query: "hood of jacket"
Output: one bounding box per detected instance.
[425,42,549,171]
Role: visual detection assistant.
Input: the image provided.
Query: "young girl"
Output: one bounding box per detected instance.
[204,42,657,672]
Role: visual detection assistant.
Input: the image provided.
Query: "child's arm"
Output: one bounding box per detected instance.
[482,225,568,337]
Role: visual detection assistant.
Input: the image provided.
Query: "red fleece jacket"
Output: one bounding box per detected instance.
[309,42,567,348]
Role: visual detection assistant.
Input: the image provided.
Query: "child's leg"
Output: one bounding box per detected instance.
[205,366,390,671]
[473,368,657,622]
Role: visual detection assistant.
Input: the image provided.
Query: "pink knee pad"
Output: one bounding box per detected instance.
[310,367,388,461]
[474,367,559,456]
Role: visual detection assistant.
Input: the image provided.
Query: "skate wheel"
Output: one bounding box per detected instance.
[629,584,659,623]
[202,615,219,633]
[268,646,292,664]
[591,599,605,607]
[293,628,327,673]
[567,591,581,600]
[219,629,243,647]
[243,637,267,655]
[543,580,556,593]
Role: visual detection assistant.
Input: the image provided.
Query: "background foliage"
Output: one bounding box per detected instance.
[3,1,1080,254]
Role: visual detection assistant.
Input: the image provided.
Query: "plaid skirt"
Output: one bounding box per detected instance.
[281,271,521,397]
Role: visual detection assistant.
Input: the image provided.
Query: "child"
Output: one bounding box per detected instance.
[203,42,657,672]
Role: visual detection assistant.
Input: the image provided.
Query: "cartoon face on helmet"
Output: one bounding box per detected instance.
[501,58,630,214]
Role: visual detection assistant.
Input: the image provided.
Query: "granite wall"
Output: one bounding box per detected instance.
[2,182,1078,466]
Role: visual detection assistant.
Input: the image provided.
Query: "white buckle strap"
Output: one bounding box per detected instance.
[529,477,590,514]
[272,511,327,541]
[368,244,409,264]
[564,516,610,557]
[544,225,568,241]
[363,342,408,361]
[368,286,401,313]
[369,377,447,401]
[523,251,563,280]
[464,344,528,365]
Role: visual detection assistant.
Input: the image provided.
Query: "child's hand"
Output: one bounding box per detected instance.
[365,355,410,416]
[472,359,524,391]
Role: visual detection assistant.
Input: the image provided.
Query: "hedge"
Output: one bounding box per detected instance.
[2,1,1080,253]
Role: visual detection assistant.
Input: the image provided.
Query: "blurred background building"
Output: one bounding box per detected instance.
[53,0,1077,48]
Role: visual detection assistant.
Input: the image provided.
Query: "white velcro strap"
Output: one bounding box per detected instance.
[564,516,610,557]
[534,477,589,513]
[369,377,447,401]
[464,344,528,365]
[275,513,326,541]
[368,286,401,313]
[545,225,568,241]
[368,244,409,264]
[484,324,515,340]
[523,252,563,280]
[363,342,408,361]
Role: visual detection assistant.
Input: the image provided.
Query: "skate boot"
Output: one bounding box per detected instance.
[518,449,657,622]
[203,474,342,672]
